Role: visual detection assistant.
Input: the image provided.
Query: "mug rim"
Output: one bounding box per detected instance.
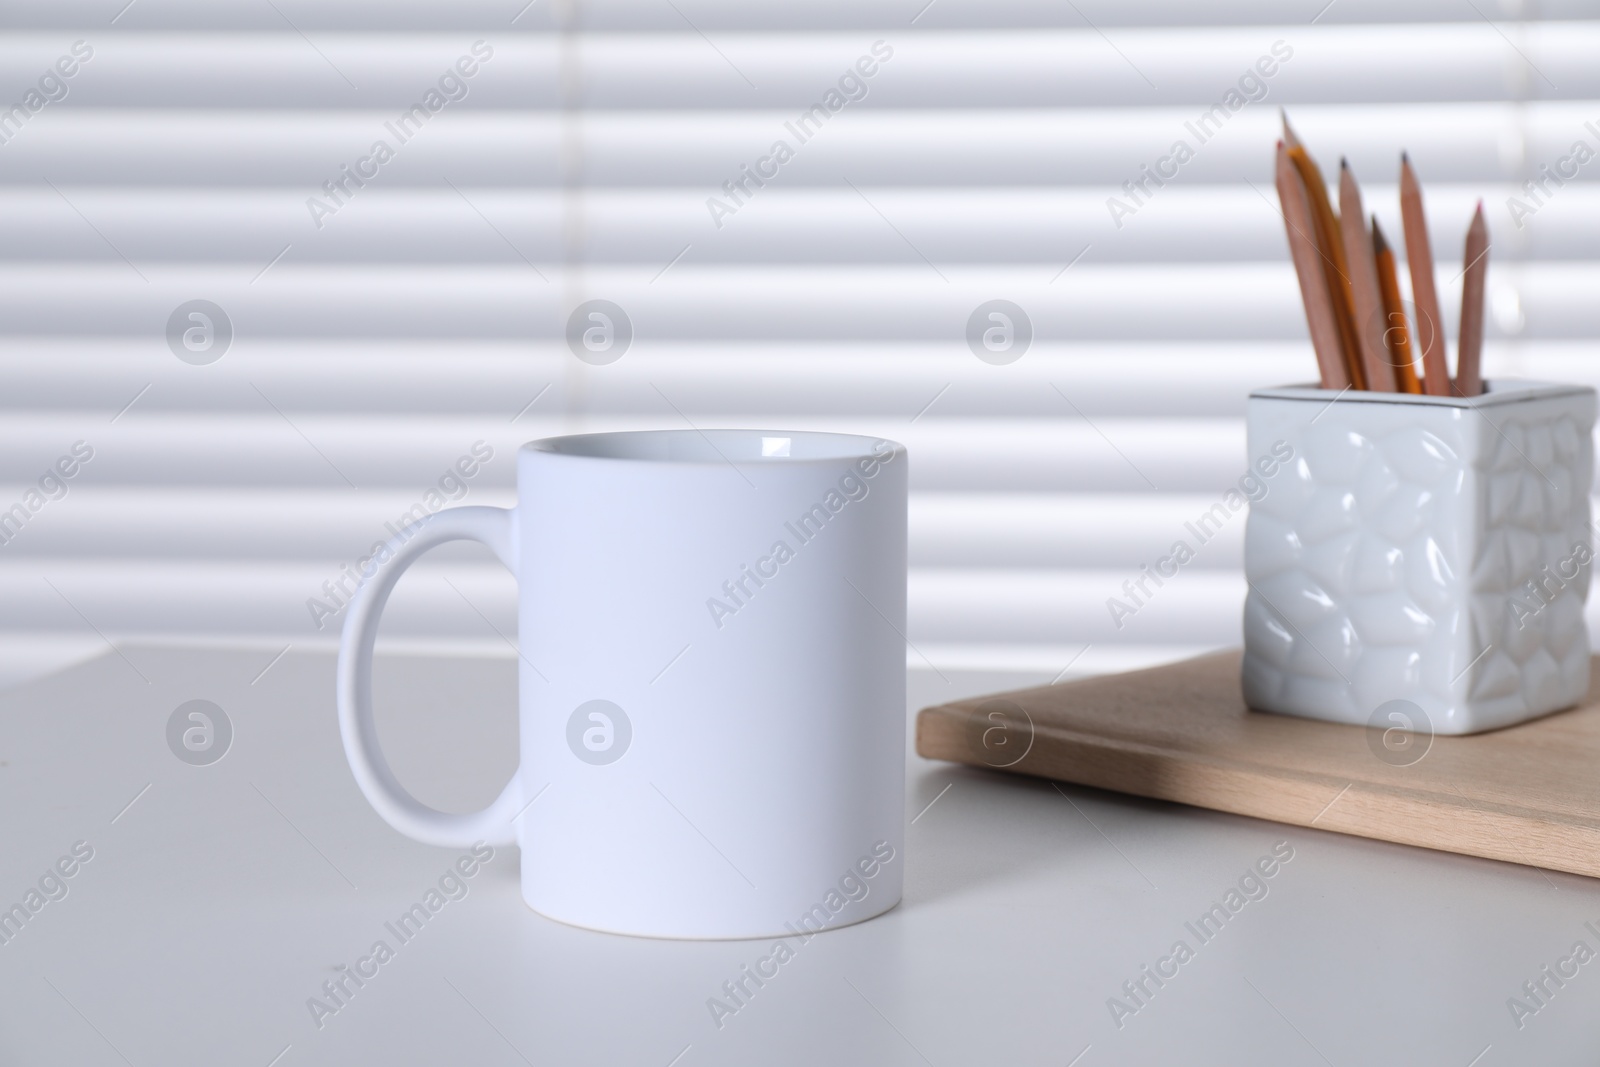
[521,428,904,465]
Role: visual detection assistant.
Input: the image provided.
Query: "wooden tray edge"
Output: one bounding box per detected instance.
[916,703,1600,879]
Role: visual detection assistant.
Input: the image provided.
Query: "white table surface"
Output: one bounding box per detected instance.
[2,645,1597,1066]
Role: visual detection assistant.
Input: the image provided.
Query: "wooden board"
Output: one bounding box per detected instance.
[915,650,1600,878]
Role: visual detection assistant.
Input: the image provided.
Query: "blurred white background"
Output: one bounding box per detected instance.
[2,0,1597,689]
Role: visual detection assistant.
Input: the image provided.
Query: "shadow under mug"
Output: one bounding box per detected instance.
[337,429,908,939]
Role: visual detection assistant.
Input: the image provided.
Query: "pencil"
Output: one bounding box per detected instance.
[1286,146,1364,389]
[1372,218,1422,394]
[1284,116,1363,389]
[1400,153,1450,396]
[1281,109,1301,151]
[1456,201,1488,397]
[1338,160,1396,391]
[1276,141,1351,390]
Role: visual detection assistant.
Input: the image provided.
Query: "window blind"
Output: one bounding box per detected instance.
[3,1,1596,689]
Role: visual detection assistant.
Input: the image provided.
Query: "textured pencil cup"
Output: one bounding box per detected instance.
[1242,381,1595,735]
[337,430,908,939]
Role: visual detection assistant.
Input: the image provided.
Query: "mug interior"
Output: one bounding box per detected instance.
[527,429,894,464]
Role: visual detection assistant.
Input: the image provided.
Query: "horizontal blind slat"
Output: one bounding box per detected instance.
[0,185,1588,263]
[1,27,1596,108]
[0,415,1247,491]
[13,560,1600,651]
[5,105,1599,185]
[6,1,1582,31]
[0,487,1266,568]
[0,263,1577,340]
[5,341,1600,416]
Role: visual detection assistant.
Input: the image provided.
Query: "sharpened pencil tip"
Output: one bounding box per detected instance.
[1340,156,1349,170]
[1401,150,1410,163]
[1280,111,1302,152]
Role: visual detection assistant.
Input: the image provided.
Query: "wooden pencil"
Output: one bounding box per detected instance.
[1338,160,1396,391]
[1281,109,1301,151]
[1283,115,1363,389]
[1286,145,1364,389]
[1372,218,1422,394]
[1276,141,1351,390]
[1400,153,1450,396]
[1456,201,1488,397]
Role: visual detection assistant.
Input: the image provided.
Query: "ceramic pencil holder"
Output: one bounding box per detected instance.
[1241,379,1596,735]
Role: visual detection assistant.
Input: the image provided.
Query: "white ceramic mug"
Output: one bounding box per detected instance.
[337,429,908,939]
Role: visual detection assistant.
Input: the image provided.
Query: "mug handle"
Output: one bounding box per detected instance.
[336,505,524,847]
